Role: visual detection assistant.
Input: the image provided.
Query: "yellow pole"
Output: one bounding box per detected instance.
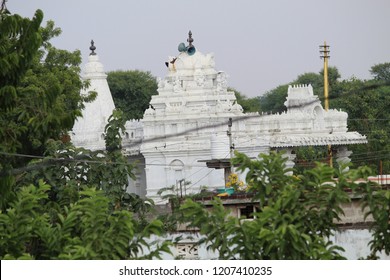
[323,42,329,112]
[320,42,332,167]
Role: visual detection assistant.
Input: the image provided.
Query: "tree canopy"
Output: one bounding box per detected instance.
[107,70,158,120]
[0,9,169,259]
[0,14,89,174]
[331,68,390,172]
[230,87,261,113]
[370,62,390,82]
[180,151,390,259]
[2,6,389,261]
[259,67,340,113]
[258,64,390,173]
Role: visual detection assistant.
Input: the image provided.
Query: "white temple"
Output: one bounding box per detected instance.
[72,34,367,203]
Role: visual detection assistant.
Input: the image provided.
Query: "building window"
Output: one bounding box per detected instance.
[175,243,199,260]
[238,205,258,220]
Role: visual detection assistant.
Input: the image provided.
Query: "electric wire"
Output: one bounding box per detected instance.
[2,83,390,172]
[188,151,232,191]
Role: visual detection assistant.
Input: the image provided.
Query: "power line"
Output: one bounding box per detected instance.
[0,151,208,168]
[2,81,390,173]
[189,169,214,190]
[123,82,390,150]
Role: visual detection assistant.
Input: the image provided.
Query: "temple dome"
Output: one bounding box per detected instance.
[167,51,217,77]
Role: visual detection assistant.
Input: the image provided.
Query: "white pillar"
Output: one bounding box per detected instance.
[282,148,296,175]
[336,146,352,172]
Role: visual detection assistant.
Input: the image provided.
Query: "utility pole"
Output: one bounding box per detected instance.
[320,42,330,111]
[227,117,234,174]
[320,42,332,167]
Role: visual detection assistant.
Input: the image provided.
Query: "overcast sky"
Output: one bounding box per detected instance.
[9,0,390,97]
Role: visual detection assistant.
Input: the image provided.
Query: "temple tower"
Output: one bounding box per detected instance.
[71,41,116,150]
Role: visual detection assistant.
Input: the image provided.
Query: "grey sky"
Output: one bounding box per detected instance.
[9,0,390,97]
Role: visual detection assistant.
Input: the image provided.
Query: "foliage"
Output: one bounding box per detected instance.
[294,146,329,172]
[331,72,390,172]
[0,9,43,110]
[156,182,191,232]
[1,17,88,163]
[180,151,390,259]
[0,9,43,199]
[0,10,91,210]
[104,109,126,151]
[107,70,158,120]
[353,176,390,259]
[259,67,340,113]
[18,109,134,211]
[0,110,170,259]
[230,87,260,113]
[370,62,390,82]
[259,84,289,113]
[258,63,390,173]
[0,10,170,260]
[0,181,171,259]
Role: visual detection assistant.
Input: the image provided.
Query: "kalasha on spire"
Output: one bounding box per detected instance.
[90,40,97,55]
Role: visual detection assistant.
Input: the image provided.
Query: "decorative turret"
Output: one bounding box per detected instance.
[71,41,116,150]
[284,84,320,113]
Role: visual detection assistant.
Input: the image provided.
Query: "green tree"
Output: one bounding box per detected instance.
[0,181,170,259]
[0,10,92,209]
[0,13,89,173]
[107,70,158,120]
[259,67,340,113]
[0,8,45,206]
[370,62,390,82]
[0,10,170,259]
[259,84,289,113]
[332,76,390,172]
[16,20,88,156]
[180,151,390,259]
[0,9,42,110]
[0,108,171,259]
[230,87,260,113]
